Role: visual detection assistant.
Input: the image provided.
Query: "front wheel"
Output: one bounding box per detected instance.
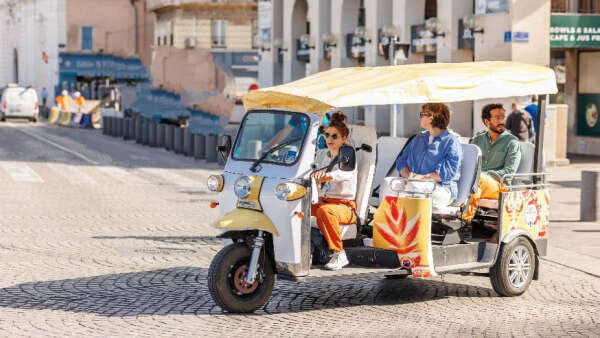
[208,243,275,313]
[490,237,536,296]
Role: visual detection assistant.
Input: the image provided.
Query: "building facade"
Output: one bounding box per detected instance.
[0,0,152,103]
[257,0,551,139]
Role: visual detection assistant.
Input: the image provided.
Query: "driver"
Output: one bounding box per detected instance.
[395,103,463,207]
[310,112,357,271]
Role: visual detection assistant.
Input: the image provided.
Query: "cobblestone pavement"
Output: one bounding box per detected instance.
[0,121,599,337]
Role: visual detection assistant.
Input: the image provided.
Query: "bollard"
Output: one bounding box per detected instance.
[205,134,218,163]
[102,116,108,135]
[116,118,123,137]
[148,120,157,147]
[129,117,136,140]
[183,128,193,157]
[108,117,115,136]
[123,118,131,140]
[174,127,184,154]
[217,134,226,165]
[157,124,166,148]
[135,117,143,143]
[193,134,206,159]
[581,170,600,222]
[165,125,175,150]
[142,119,150,145]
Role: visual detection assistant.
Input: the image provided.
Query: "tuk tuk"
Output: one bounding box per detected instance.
[206,61,556,313]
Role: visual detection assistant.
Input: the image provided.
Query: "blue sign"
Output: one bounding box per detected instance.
[504,31,530,43]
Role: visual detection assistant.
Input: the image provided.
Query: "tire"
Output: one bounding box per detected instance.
[490,237,536,296]
[208,243,275,313]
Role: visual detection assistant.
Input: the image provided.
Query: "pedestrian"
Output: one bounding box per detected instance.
[524,96,539,132]
[505,102,534,142]
[41,87,48,108]
[74,92,86,112]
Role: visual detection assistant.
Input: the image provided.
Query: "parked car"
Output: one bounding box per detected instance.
[1,84,39,122]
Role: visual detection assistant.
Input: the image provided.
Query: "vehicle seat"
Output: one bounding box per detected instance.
[432,143,482,216]
[479,141,534,209]
[311,125,377,240]
[368,136,408,207]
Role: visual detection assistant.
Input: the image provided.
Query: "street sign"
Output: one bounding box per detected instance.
[504,31,512,42]
[513,31,530,43]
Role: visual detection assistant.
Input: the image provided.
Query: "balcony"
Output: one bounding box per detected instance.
[147,0,257,12]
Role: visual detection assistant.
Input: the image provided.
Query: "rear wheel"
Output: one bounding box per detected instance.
[490,237,535,296]
[208,243,275,313]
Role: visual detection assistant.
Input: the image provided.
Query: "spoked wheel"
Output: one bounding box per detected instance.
[490,237,536,296]
[208,243,274,313]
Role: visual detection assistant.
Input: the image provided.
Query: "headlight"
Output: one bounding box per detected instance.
[207,175,224,192]
[275,182,306,201]
[234,176,252,199]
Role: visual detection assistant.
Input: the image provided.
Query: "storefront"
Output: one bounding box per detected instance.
[550,13,600,154]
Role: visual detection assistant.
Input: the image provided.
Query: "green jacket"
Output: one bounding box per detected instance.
[471,130,521,180]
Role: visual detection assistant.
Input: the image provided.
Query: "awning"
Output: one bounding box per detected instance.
[243,61,558,116]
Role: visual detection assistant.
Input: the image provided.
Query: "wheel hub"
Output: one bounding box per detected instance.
[507,245,531,289]
[232,264,259,295]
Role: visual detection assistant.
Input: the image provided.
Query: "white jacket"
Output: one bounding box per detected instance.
[315,148,357,200]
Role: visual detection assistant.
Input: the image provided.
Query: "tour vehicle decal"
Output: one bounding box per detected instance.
[501,189,550,239]
[372,196,436,278]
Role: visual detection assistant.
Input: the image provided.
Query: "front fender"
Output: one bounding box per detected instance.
[213,208,280,237]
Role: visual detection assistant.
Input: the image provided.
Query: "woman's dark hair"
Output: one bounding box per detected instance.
[422,103,450,129]
[327,111,350,137]
[481,103,504,122]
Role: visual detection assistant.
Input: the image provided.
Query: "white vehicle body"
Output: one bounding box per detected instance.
[1,86,39,121]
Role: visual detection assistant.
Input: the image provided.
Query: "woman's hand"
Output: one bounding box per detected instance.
[311,170,332,182]
[400,167,411,178]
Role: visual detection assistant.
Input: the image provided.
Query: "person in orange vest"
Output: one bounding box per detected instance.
[74,91,86,112]
[55,90,73,112]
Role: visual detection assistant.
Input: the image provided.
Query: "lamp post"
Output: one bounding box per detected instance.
[381,24,402,137]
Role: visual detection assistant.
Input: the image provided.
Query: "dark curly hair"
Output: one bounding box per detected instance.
[481,103,505,123]
[422,103,450,129]
[327,111,350,137]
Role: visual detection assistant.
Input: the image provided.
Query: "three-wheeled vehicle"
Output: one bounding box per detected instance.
[206,61,556,313]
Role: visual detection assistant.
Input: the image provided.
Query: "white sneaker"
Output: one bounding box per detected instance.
[324,251,349,271]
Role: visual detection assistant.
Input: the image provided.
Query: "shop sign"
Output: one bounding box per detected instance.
[475,0,509,15]
[504,31,530,43]
[577,94,600,137]
[345,34,366,59]
[411,24,436,53]
[551,14,600,48]
[296,39,310,62]
[458,19,474,50]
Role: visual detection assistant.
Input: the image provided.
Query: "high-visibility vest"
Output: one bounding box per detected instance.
[76,96,86,108]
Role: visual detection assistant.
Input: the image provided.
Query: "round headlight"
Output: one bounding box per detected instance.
[275,183,292,200]
[234,176,252,199]
[207,175,224,192]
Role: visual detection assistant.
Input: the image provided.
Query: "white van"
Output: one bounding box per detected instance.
[1,85,39,122]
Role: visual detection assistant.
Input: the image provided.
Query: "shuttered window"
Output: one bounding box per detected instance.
[81,26,93,50]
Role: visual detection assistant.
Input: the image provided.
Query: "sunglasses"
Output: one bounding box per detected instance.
[324,132,339,140]
[419,112,432,118]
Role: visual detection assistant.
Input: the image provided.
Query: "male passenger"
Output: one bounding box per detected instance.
[463,103,521,222]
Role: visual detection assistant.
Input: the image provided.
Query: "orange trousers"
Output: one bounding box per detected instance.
[463,173,503,222]
[311,198,357,252]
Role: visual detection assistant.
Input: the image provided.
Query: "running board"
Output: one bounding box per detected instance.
[278,266,410,283]
[434,262,492,274]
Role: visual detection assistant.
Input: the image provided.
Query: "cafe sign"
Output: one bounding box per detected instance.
[551,14,600,48]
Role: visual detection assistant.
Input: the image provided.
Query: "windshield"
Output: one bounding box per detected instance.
[232,111,309,165]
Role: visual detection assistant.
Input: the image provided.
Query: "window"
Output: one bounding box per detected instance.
[212,20,227,47]
[157,36,161,46]
[552,0,568,12]
[81,26,93,50]
[163,36,167,45]
[170,34,174,46]
[425,0,437,19]
[579,0,600,13]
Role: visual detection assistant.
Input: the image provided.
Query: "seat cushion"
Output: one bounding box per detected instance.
[347,125,377,225]
[479,198,499,209]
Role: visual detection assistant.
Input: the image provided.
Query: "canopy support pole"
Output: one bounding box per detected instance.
[533,95,547,181]
[390,38,397,137]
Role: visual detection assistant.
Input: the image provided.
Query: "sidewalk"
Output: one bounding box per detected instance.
[546,155,600,277]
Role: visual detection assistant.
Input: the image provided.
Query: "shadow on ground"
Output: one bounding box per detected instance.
[0,267,498,316]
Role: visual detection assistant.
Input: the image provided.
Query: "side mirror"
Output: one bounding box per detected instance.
[216,134,232,163]
[337,145,356,171]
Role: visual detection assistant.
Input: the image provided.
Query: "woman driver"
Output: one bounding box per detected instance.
[311,112,357,271]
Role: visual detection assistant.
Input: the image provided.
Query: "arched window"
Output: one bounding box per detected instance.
[425,0,437,19]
